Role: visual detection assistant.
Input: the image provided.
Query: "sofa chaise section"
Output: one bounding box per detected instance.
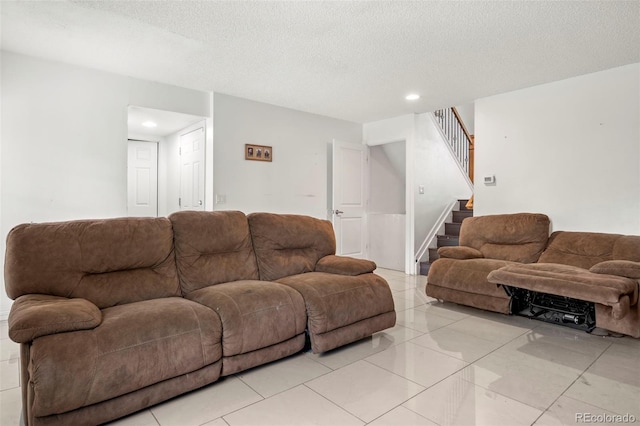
[488,231,640,337]
[169,210,307,375]
[247,212,396,353]
[5,218,222,426]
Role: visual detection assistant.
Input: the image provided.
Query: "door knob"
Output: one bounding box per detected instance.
[334,210,344,215]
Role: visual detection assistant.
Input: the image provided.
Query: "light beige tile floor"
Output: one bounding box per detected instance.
[1,268,638,426]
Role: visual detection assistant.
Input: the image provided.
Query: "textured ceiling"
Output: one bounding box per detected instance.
[1,1,639,123]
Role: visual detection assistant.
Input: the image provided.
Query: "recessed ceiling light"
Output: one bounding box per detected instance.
[142,121,157,128]
[405,94,420,101]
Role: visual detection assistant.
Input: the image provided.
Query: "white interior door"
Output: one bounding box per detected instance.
[179,127,205,211]
[127,140,158,217]
[331,140,368,258]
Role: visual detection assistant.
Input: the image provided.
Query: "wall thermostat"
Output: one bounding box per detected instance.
[484,175,496,185]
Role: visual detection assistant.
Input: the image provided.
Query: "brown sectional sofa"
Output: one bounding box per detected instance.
[426,213,640,338]
[4,211,396,426]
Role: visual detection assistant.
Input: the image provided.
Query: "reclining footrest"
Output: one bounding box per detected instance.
[488,263,638,321]
[504,286,595,331]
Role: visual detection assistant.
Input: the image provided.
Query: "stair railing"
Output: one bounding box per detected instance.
[433,107,473,182]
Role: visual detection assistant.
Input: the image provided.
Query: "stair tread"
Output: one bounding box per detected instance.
[452,210,473,223]
[428,248,439,258]
[425,207,474,269]
[419,261,431,276]
[458,199,473,211]
[445,223,461,237]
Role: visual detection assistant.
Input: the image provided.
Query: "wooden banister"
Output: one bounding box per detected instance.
[451,107,473,145]
[434,107,474,183]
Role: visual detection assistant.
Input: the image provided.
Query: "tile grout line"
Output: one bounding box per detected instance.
[363,400,437,426]
[534,339,624,423]
[301,382,369,424]
[453,323,619,425]
[447,325,549,420]
[216,350,348,425]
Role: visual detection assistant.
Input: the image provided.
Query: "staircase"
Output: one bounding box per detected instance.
[419,199,473,276]
[416,106,474,276]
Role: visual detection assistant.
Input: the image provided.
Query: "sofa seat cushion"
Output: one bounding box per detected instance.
[427,258,519,298]
[29,297,222,418]
[185,280,306,357]
[488,263,638,319]
[276,272,395,336]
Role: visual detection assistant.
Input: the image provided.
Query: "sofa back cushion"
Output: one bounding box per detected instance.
[613,235,640,261]
[248,213,336,281]
[459,213,550,263]
[538,232,640,269]
[169,211,259,294]
[4,218,180,308]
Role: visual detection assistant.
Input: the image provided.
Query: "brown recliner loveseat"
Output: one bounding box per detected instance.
[4,211,396,426]
[426,213,551,313]
[426,212,640,338]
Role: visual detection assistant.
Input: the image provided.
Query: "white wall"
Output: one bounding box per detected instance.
[370,141,405,214]
[454,103,475,135]
[364,115,415,146]
[0,51,212,319]
[0,49,3,321]
[413,113,473,256]
[475,63,640,234]
[212,93,362,219]
[369,213,405,271]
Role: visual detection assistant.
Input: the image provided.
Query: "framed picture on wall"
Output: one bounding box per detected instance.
[245,144,272,162]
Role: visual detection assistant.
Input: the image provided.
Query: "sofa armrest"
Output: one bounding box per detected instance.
[8,294,102,343]
[590,260,640,280]
[315,255,376,276]
[437,246,484,260]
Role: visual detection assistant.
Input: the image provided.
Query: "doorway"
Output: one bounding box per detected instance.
[127,140,158,217]
[368,141,406,271]
[328,140,368,259]
[127,106,208,216]
[179,126,205,211]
